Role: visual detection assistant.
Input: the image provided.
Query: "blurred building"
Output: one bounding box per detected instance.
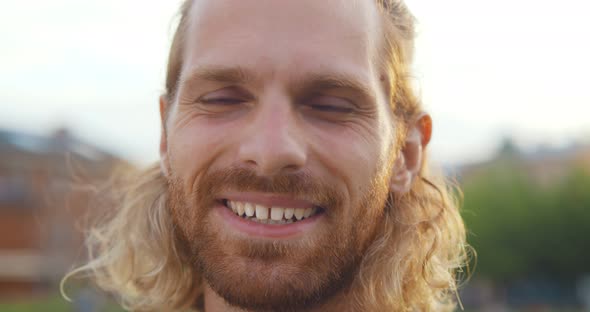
[0,128,128,298]
[458,138,590,185]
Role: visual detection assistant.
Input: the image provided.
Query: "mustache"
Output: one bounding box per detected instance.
[193,166,344,210]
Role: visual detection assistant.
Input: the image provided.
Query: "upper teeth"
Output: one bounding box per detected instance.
[227,200,318,223]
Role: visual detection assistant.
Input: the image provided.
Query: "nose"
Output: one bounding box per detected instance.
[237,95,307,176]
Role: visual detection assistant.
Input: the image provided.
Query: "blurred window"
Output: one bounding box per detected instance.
[0,176,34,209]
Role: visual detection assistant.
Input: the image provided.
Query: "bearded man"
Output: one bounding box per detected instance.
[64,0,468,311]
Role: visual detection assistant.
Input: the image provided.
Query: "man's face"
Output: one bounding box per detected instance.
[163,0,398,310]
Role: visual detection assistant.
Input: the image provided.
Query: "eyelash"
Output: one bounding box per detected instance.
[308,104,354,113]
[199,97,245,105]
[197,95,355,115]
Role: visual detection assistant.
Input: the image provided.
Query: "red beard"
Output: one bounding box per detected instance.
[167,166,390,311]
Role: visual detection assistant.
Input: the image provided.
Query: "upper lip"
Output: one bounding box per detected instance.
[220,192,320,209]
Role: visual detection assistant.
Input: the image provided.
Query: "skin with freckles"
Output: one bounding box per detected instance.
[160,0,405,311]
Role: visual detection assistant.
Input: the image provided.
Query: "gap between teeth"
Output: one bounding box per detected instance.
[226,200,318,223]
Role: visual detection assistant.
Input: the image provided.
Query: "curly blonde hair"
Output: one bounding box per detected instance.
[63,1,470,311]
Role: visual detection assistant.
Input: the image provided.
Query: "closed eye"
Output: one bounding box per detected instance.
[199,97,245,105]
[309,104,354,113]
[195,86,253,107]
[304,94,356,114]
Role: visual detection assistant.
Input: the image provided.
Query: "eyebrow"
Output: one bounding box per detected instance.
[293,72,376,102]
[179,65,257,91]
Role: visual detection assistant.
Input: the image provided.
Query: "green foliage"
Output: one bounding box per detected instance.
[0,297,69,312]
[0,296,125,312]
[461,160,590,283]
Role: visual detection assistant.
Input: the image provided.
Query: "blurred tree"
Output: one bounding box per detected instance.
[461,160,590,284]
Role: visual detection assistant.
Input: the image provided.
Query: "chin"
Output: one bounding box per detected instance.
[199,244,358,312]
[182,214,360,311]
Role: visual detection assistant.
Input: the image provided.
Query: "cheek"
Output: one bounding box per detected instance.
[167,118,229,185]
[309,125,386,192]
[307,123,393,232]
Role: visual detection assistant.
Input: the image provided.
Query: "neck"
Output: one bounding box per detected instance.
[202,284,240,312]
[203,281,360,312]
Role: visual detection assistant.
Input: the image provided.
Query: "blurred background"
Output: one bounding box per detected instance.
[0,0,588,311]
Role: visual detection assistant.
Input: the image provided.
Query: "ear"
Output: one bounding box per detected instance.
[390,113,433,194]
[159,95,171,178]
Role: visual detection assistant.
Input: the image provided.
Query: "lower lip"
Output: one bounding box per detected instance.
[214,204,323,239]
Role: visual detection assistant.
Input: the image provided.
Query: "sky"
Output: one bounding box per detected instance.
[1,0,589,166]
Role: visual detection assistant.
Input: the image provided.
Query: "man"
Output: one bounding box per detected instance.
[64,0,468,311]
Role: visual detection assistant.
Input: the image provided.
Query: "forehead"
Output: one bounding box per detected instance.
[183,0,382,83]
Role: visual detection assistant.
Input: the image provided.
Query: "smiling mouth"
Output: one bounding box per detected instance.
[222,199,324,225]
